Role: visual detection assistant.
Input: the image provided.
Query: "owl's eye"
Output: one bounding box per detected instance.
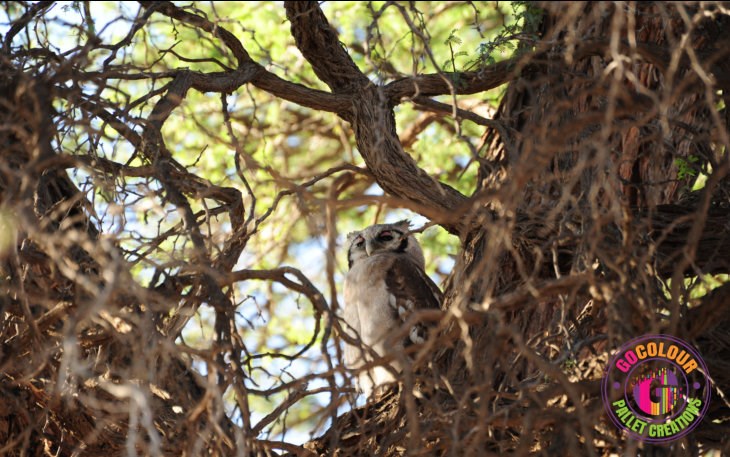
[355,237,365,248]
[378,231,394,241]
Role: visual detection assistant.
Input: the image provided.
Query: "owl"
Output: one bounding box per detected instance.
[342,220,443,397]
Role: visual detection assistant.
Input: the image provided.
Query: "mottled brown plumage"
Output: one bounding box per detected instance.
[343,220,442,397]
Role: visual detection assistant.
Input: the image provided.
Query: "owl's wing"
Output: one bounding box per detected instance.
[383,254,443,347]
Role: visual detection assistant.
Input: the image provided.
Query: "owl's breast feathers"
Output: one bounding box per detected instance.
[344,252,442,348]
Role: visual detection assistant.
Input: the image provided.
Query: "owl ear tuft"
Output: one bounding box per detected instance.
[346,231,360,242]
[394,219,411,232]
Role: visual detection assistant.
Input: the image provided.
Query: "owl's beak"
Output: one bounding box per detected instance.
[365,239,375,257]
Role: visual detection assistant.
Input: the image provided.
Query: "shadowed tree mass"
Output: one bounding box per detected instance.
[1,1,729,456]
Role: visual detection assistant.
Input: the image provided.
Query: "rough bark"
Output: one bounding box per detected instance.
[1,1,730,456]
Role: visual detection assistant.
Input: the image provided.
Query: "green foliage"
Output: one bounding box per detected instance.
[689,274,729,300]
[674,155,700,181]
[469,1,540,69]
[660,274,729,308]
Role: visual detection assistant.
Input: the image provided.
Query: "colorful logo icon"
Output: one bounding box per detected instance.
[602,334,710,442]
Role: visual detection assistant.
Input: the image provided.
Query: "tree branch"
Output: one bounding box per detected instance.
[282,2,470,234]
[2,1,54,53]
[139,1,351,115]
[385,58,523,101]
[251,71,352,115]
[138,1,250,66]
[352,85,469,235]
[383,36,730,103]
[284,1,369,93]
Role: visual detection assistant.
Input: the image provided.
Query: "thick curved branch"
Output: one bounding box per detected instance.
[352,85,469,235]
[284,1,369,93]
[281,2,469,233]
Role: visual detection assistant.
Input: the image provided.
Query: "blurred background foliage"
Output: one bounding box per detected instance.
[2,0,528,442]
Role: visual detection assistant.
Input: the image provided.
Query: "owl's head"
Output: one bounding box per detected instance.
[346,220,425,269]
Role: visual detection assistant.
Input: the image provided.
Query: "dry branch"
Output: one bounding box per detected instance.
[2,2,730,456]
